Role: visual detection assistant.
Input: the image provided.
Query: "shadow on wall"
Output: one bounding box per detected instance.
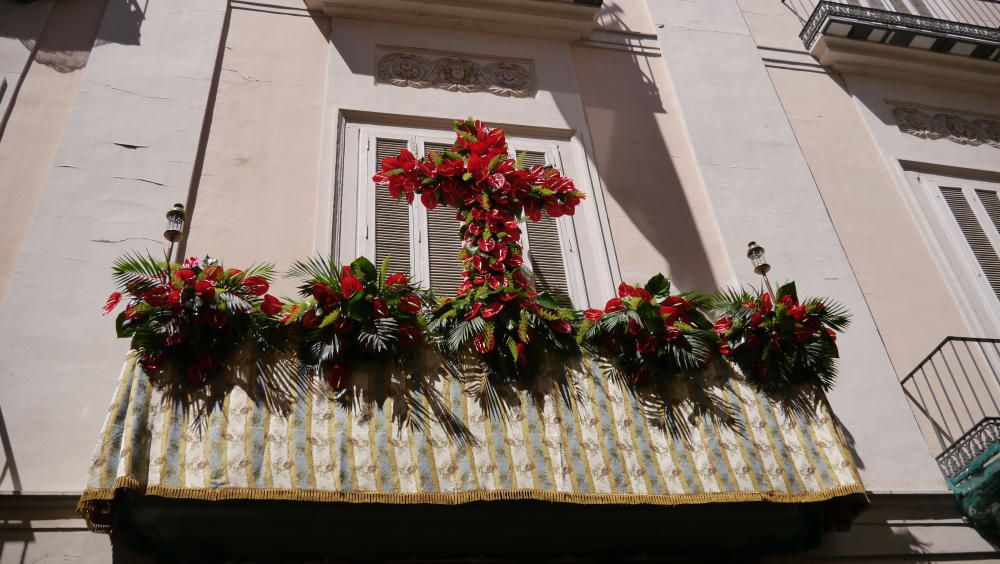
[564,3,719,292]
[0,0,146,73]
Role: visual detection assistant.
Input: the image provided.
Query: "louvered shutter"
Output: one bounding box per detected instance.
[975,189,1000,233]
[519,150,572,302]
[941,186,1000,299]
[423,142,466,296]
[373,138,412,276]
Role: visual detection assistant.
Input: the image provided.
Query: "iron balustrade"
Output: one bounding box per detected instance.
[901,337,1000,478]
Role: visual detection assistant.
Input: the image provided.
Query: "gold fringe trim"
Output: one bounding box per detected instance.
[77,476,867,532]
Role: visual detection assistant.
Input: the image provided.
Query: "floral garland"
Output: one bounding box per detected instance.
[373,118,583,387]
[104,254,281,388]
[281,257,428,391]
[578,274,715,386]
[712,282,850,393]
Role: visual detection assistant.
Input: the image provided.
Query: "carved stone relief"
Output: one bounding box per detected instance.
[893,106,1000,148]
[376,50,535,98]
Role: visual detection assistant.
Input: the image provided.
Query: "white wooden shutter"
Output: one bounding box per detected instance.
[975,189,1000,233]
[373,138,412,275]
[422,141,465,295]
[940,186,1000,299]
[519,150,572,301]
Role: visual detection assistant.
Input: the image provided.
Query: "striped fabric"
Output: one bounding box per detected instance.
[78,353,866,531]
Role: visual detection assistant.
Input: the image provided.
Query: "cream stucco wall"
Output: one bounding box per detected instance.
[183,1,330,298]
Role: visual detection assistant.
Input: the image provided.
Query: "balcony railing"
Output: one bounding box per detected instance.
[793,0,1000,29]
[900,337,1000,478]
[798,0,1000,60]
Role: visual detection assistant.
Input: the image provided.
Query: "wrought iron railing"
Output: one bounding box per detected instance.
[901,337,1000,478]
[791,0,1000,29]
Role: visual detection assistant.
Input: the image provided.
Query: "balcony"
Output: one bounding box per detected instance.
[901,337,1000,536]
[78,351,867,558]
[798,0,1000,86]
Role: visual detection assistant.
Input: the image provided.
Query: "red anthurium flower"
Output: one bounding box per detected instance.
[758,293,773,314]
[205,309,227,331]
[661,325,682,342]
[659,306,679,324]
[167,290,182,310]
[195,280,216,301]
[103,292,122,314]
[778,294,796,309]
[500,292,518,302]
[325,364,351,390]
[488,274,504,291]
[340,272,363,298]
[176,269,196,286]
[312,282,342,309]
[789,305,806,322]
[637,334,658,355]
[826,327,837,342]
[627,318,642,336]
[261,294,283,316]
[750,312,764,327]
[124,304,141,321]
[482,302,504,319]
[301,309,321,328]
[242,276,269,297]
[718,341,731,356]
[472,332,495,353]
[464,302,483,320]
[225,268,243,280]
[713,316,733,335]
[604,298,625,313]
[141,352,164,372]
[202,265,224,281]
[516,342,528,370]
[794,327,813,342]
[399,293,421,315]
[551,320,573,335]
[617,282,636,298]
[144,286,170,307]
[373,298,389,318]
[583,308,604,321]
[386,273,409,286]
[398,323,420,347]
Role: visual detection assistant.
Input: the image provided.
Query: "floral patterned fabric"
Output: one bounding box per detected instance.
[78,352,865,531]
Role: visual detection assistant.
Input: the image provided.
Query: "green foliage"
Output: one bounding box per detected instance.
[711,283,851,393]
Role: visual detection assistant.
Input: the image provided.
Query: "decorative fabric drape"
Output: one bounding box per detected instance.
[78,352,866,531]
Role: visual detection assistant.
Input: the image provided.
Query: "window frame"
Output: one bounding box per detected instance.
[908,170,1000,334]
[350,123,590,307]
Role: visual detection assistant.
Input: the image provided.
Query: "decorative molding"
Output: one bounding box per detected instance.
[376,49,536,98]
[801,1,1000,50]
[893,106,1000,148]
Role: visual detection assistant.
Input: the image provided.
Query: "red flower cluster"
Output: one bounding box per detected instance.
[283,258,425,391]
[712,282,848,390]
[105,256,280,387]
[578,275,715,386]
[373,119,585,376]
[373,119,585,299]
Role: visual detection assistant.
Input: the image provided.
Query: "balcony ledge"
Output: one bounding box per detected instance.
[801,2,1000,92]
[303,0,602,40]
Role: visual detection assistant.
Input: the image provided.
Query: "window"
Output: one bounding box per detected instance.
[352,125,588,307]
[910,171,1000,332]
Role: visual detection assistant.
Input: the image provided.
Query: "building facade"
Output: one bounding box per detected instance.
[1,0,999,560]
